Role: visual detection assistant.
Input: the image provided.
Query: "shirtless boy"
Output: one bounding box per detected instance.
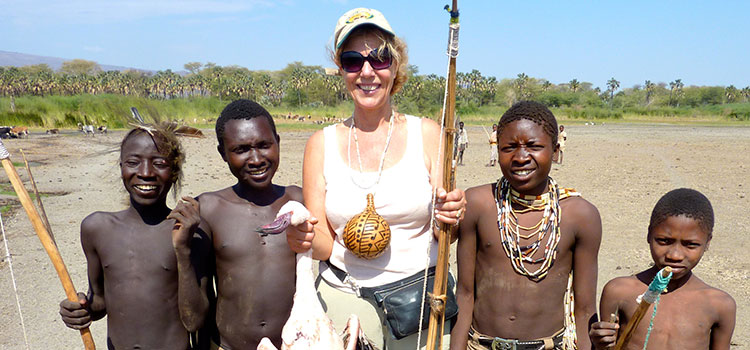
[589,188,736,350]
[486,124,498,167]
[175,99,304,349]
[554,125,566,164]
[59,124,211,349]
[451,101,602,350]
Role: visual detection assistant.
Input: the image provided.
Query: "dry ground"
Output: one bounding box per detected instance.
[0,123,747,349]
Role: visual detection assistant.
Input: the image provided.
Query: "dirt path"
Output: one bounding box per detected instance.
[0,123,747,349]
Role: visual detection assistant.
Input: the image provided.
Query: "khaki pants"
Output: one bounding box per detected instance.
[317,276,451,350]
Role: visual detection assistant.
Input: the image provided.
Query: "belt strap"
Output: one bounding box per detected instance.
[469,326,563,350]
[324,260,437,301]
[325,260,376,299]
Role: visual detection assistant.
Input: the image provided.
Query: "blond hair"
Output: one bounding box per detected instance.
[330,26,409,95]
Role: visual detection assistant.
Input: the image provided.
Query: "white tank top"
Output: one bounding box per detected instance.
[320,115,438,290]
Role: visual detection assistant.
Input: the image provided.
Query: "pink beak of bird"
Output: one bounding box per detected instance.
[256,201,310,236]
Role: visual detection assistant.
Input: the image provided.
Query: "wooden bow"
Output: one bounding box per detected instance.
[425,2,460,349]
[0,140,96,350]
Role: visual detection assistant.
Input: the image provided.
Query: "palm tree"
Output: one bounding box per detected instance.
[515,73,529,101]
[644,80,655,105]
[742,86,750,102]
[725,85,739,103]
[568,79,580,92]
[669,79,684,106]
[290,66,314,106]
[606,77,620,102]
[541,80,552,92]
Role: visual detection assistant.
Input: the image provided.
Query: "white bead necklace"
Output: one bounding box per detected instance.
[347,110,395,190]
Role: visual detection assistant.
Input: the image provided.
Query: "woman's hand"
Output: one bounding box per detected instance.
[286,216,318,253]
[434,187,466,226]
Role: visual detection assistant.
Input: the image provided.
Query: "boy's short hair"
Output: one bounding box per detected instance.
[648,188,714,238]
[216,99,277,151]
[121,122,185,190]
[497,101,558,145]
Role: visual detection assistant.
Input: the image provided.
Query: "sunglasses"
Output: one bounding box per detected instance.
[340,49,392,73]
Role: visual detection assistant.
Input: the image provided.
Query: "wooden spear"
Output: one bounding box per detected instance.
[613,266,672,350]
[425,2,460,349]
[0,140,96,350]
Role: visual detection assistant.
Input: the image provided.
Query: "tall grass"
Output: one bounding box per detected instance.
[1,95,749,128]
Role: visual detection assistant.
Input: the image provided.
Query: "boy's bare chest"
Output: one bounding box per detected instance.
[622,293,714,350]
[98,225,177,276]
[204,204,293,267]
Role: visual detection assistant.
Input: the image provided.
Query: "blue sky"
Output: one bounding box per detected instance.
[1,0,748,90]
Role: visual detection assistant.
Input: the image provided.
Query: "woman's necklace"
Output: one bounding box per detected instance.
[347,111,395,189]
[343,111,394,260]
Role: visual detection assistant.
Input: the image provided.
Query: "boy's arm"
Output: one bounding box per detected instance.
[449,188,480,350]
[60,216,106,329]
[709,292,736,350]
[589,279,624,350]
[170,197,212,332]
[571,200,602,350]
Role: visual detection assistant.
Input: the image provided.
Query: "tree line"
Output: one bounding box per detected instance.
[2,59,749,120]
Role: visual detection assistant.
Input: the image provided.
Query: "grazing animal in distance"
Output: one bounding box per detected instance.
[10,126,29,138]
[0,127,12,139]
[175,125,204,138]
[46,128,60,135]
[98,125,108,134]
[78,123,95,136]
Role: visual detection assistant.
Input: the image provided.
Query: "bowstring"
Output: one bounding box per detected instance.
[1,210,31,349]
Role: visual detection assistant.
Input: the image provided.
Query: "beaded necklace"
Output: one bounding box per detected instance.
[495,176,565,281]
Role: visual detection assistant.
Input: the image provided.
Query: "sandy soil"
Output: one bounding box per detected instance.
[0,123,747,349]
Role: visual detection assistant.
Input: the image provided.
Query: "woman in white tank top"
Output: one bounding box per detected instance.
[286,8,466,350]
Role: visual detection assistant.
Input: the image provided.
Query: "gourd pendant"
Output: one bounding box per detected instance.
[343,193,391,259]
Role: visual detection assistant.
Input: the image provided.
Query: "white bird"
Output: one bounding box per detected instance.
[255,201,365,350]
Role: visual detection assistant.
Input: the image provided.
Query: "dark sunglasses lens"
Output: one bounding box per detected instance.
[368,50,392,70]
[341,52,365,72]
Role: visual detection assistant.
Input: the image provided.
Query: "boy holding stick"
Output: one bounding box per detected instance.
[589,188,736,350]
[59,123,212,349]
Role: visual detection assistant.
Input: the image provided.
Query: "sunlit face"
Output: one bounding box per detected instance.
[648,215,710,281]
[120,132,174,207]
[340,32,396,112]
[498,119,557,196]
[218,118,280,191]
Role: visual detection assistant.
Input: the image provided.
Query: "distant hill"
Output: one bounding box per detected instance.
[0,50,152,73]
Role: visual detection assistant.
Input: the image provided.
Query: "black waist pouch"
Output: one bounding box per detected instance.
[365,267,458,340]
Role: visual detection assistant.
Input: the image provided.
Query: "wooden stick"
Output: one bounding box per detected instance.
[481,125,491,140]
[426,2,459,349]
[613,267,672,350]
[19,149,54,240]
[0,141,96,350]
